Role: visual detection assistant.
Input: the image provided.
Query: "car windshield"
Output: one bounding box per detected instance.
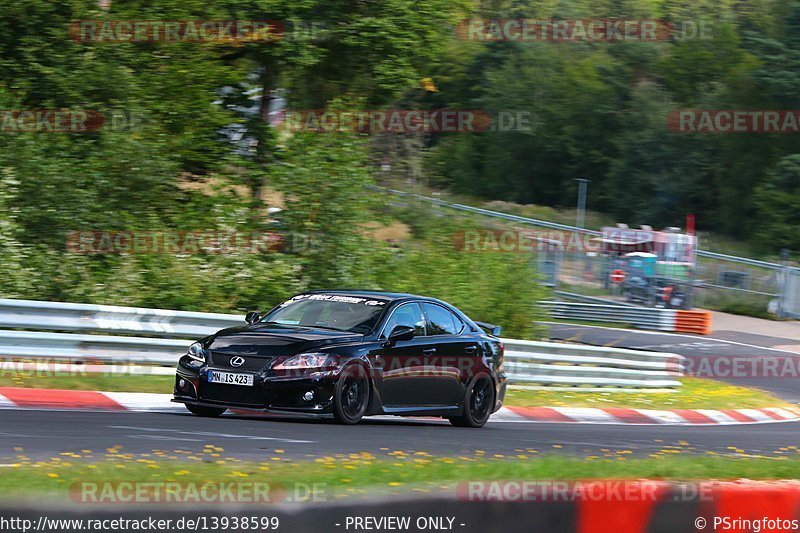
[261,294,388,334]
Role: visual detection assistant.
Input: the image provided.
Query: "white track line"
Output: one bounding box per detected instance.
[108,425,314,443]
[735,409,775,423]
[103,392,184,412]
[551,407,619,423]
[1,390,799,426]
[694,410,740,424]
[0,403,798,425]
[634,410,687,424]
[764,407,798,419]
[0,393,14,408]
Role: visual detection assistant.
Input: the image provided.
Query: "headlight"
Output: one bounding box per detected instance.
[187,342,207,363]
[274,353,336,370]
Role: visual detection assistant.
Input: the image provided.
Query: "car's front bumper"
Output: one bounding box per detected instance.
[173,367,338,414]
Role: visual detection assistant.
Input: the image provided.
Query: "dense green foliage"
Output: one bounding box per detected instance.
[0,0,547,337]
[425,0,800,252]
[2,0,798,335]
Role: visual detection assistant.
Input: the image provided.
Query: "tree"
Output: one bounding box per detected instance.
[270,132,379,288]
[0,168,33,297]
[430,42,619,207]
[602,82,715,227]
[214,0,467,217]
[753,154,800,251]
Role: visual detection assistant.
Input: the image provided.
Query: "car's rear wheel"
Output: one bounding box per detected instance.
[333,366,369,425]
[449,374,494,428]
[185,404,227,417]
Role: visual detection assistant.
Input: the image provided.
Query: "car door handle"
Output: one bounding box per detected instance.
[422,348,437,355]
[464,346,477,355]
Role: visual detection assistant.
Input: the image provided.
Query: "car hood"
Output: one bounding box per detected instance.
[205,323,363,356]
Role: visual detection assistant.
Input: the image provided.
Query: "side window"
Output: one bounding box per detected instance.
[452,314,466,334]
[422,303,459,335]
[383,303,425,337]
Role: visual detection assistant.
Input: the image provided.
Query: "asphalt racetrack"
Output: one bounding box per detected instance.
[3,323,799,462]
[2,408,800,462]
[548,322,800,401]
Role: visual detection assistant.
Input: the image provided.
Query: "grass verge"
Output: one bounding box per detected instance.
[0,371,175,393]
[504,377,790,410]
[4,451,800,500]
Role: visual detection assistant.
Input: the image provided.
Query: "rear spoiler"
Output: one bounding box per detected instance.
[474,321,502,336]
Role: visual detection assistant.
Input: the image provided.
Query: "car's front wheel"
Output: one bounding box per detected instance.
[333,366,369,425]
[185,404,227,417]
[449,374,495,428]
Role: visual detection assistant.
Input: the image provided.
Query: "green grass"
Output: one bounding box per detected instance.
[4,452,800,501]
[0,371,174,393]
[697,295,775,320]
[504,377,790,410]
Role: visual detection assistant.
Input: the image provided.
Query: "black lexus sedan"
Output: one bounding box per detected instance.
[173,290,506,427]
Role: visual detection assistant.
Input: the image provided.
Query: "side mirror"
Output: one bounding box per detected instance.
[387,325,415,344]
[245,311,261,324]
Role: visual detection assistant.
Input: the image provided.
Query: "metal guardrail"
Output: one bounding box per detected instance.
[383,187,598,234]
[0,298,684,390]
[543,300,713,335]
[542,301,677,331]
[0,298,241,338]
[695,281,778,297]
[0,329,191,364]
[553,291,637,306]
[501,338,683,391]
[381,187,800,269]
[698,249,799,271]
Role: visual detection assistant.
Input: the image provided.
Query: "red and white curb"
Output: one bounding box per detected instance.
[1,387,799,425]
[499,405,800,425]
[0,387,176,412]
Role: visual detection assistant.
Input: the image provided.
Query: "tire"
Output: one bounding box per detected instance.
[333,365,369,425]
[449,374,495,428]
[185,404,227,417]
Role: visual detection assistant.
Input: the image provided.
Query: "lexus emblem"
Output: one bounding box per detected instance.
[230,356,246,368]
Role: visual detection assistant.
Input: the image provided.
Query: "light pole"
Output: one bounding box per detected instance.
[575,179,591,285]
[575,178,589,229]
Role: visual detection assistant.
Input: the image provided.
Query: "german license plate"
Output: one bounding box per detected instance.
[208,370,254,386]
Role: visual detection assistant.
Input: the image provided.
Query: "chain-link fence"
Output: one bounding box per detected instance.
[780,268,800,319]
[384,188,800,318]
[692,256,780,316]
[549,239,800,318]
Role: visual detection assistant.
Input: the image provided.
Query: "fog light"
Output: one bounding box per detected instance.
[179,379,186,388]
[302,391,314,401]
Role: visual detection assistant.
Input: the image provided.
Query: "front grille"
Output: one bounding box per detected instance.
[209,351,273,372]
[200,382,265,406]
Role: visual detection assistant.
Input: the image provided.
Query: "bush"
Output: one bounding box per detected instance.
[369,217,550,339]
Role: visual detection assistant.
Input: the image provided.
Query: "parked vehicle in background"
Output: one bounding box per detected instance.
[623,276,687,309]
